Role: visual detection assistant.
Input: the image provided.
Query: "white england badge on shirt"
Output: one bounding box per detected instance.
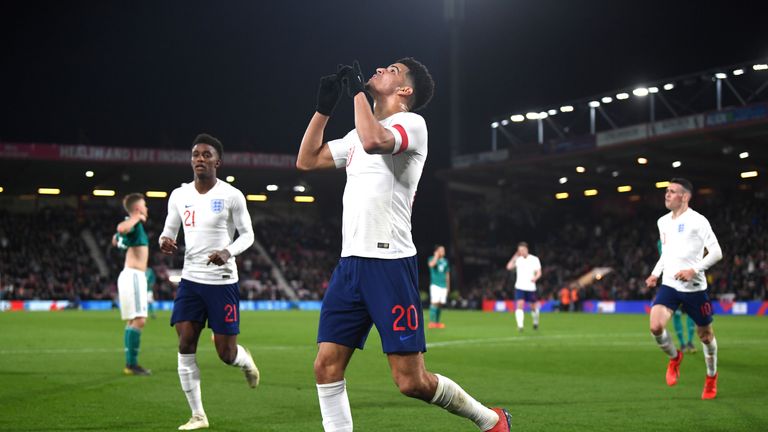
[211,199,224,214]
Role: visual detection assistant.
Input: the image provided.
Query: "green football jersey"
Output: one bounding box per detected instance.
[115,220,149,250]
[429,256,449,287]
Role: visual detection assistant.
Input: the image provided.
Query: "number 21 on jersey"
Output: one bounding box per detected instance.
[184,210,195,227]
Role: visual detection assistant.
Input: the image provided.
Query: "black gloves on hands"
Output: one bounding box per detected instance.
[316,61,366,116]
[316,73,342,116]
[338,60,366,97]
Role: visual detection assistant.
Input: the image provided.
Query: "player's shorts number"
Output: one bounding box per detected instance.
[392,304,419,331]
[224,303,238,323]
[700,302,712,317]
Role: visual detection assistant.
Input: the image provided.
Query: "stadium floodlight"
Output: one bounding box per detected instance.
[85,170,94,178]
[548,109,557,116]
[617,185,632,193]
[583,189,598,197]
[740,171,758,179]
[588,101,600,108]
[753,64,768,71]
[663,83,675,91]
[555,192,569,200]
[714,72,727,80]
[611,171,620,177]
[632,87,649,97]
[226,176,235,183]
[266,184,279,191]
[559,177,568,184]
[672,160,682,168]
[501,119,510,126]
[576,166,586,173]
[538,111,549,119]
[293,185,306,192]
[648,87,659,93]
[637,157,648,165]
[655,181,670,189]
[525,112,540,120]
[294,195,315,203]
[0,186,4,193]
[491,122,500,129]
[601,96,613,104]
[38,187,61,195]
[616,93,630,100]
[145,191,168,198]
[739,151,749,159]
[93,189,116,197]
[733,68,745,76]
[511,114,525,122]
[246,194,268,202]
[560,105,574,113]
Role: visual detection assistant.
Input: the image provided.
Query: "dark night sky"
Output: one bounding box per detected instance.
[2,0,766,167]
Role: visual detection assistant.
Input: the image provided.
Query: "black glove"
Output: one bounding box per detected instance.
[338,60,366,97]
[316,73,342,116]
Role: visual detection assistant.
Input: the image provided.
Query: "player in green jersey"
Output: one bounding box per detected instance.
[428,245,450,329]
[112,193,152,375]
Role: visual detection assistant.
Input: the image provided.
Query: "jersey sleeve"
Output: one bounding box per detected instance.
[385,112,427,156]
[651,218,665,277]
[225,190,254,257]
[159,189,182,244]
[533,256,541,271]
[327,133,352,169]
[693,216,723,272]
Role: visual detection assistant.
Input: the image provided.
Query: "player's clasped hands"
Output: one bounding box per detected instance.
[159,236,178,255]
[207,249,231,266]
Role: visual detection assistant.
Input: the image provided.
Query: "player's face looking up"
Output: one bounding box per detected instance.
[367,63,412,98]
[191,143,221,179]
[664,183,690,211]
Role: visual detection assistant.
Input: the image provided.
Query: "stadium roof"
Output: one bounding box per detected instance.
[437,111,768,198]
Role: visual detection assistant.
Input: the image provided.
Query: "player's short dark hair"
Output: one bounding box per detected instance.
[192,133,223,159]
[397,57,435,112]
[518,242,529,248]
[670,178,693,194]
[123,193,145,213]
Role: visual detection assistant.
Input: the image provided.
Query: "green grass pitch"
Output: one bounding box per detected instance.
[1,310,766,431]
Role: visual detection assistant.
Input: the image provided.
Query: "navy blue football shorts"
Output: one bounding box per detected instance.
[652,284,713,327]
[317,256,426,354]
[171,278,241,335]
[514,289,538,303]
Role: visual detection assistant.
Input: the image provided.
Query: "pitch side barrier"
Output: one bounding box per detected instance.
[482,300,768,316]
[0,300,323,312]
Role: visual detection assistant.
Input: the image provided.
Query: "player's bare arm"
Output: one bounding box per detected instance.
[646,274,659,288]
[297,114,336,170]
[506,254,518,271]
[352,92,396,154]
[117,211,146,234]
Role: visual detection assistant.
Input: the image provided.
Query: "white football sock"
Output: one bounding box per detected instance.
[531,306,540,326]
[653,329,678,359]
[231,345,252,368]
[317,380,353,432]
[430,374,499,431]
[702,337,718,377]
[515,309,524,329]
[178,353,205,417]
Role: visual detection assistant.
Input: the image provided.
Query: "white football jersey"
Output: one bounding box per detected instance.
[514,255,541,292]
[160,179,254,284]
[652,208,720,292]
[327,111,427,259]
